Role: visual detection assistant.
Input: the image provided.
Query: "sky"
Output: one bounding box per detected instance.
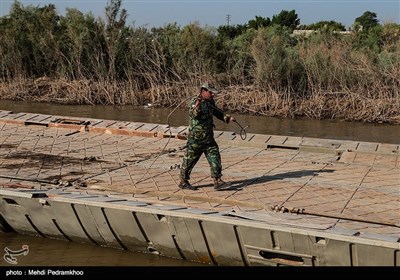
[1,0,399,29]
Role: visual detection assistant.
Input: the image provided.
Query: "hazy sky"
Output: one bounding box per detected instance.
[1,0,399,29]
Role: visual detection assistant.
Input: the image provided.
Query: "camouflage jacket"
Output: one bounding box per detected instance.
[187,96,231,143]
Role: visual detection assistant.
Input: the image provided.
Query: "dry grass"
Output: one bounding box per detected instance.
[1,79,398,124]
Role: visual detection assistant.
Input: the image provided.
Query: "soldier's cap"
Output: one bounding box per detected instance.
[201,82,219,94]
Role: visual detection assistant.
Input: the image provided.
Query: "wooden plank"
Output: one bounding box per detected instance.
[106,121,131,129]
[89,120,114,127]
[7,112,27,120]
[283,136,303,147]
[376,143,399,154]
[125,122,145,130]
[356,142,379,153]
[0,110,12,118]
[301,137,341,148]
[337,140,359,152]
[266,135,288,146]
[247,134,271,144]
[25,114,52,124]
[136,123,159,131]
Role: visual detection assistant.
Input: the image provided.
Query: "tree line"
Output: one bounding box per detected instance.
[0,0,399,123]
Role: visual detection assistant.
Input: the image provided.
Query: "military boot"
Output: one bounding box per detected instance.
[214,178,229,190]
[178,179,198,190]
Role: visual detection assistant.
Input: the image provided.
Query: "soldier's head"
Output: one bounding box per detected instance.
[200,82,218,100]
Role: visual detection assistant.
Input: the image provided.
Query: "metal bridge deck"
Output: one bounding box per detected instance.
[0,110,399,266]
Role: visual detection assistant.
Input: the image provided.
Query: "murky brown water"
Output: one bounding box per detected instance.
[0,232,205,267]
[0,100,398,267]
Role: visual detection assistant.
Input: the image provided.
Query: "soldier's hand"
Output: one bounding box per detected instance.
[230,116,236,123]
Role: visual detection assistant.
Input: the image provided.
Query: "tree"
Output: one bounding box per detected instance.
[2,1,62,78]
[305,20,346,31]
[247,16,271,30]
[104,0,127,80]
[271,10,300,30]
[354,11,379,31]
[217,24,246,39]
[59,8,100,79]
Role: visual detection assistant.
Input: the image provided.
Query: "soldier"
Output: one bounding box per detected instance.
[179,82,236,191]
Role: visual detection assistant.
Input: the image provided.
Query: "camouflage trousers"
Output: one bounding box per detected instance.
[180,138,222,181]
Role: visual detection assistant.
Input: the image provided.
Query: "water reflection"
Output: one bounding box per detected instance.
[0,232,205,266]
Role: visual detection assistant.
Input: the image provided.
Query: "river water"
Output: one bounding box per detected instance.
[0,100,398,267]
[0,232,203,267]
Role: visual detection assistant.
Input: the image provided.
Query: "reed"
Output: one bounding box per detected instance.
[0,2,399,124]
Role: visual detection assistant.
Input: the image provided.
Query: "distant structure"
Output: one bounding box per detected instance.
[292,30,352,36]
[226,14,231,26]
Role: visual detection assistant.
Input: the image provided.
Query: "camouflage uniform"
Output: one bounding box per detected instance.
[180,96,232,181]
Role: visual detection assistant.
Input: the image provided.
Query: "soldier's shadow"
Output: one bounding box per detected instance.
[217,169,335,191]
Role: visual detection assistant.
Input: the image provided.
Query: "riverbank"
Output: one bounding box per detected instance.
[1,79,399,124]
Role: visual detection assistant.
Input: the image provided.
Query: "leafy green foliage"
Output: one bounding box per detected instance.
[354,11,379,31]
[302,20,346,31]
[0,2,398,112]
[251,25,304,93]
[217,24,246,39]
[1,1,62,77]
[247,16,271,30]
[271,10,300,30]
